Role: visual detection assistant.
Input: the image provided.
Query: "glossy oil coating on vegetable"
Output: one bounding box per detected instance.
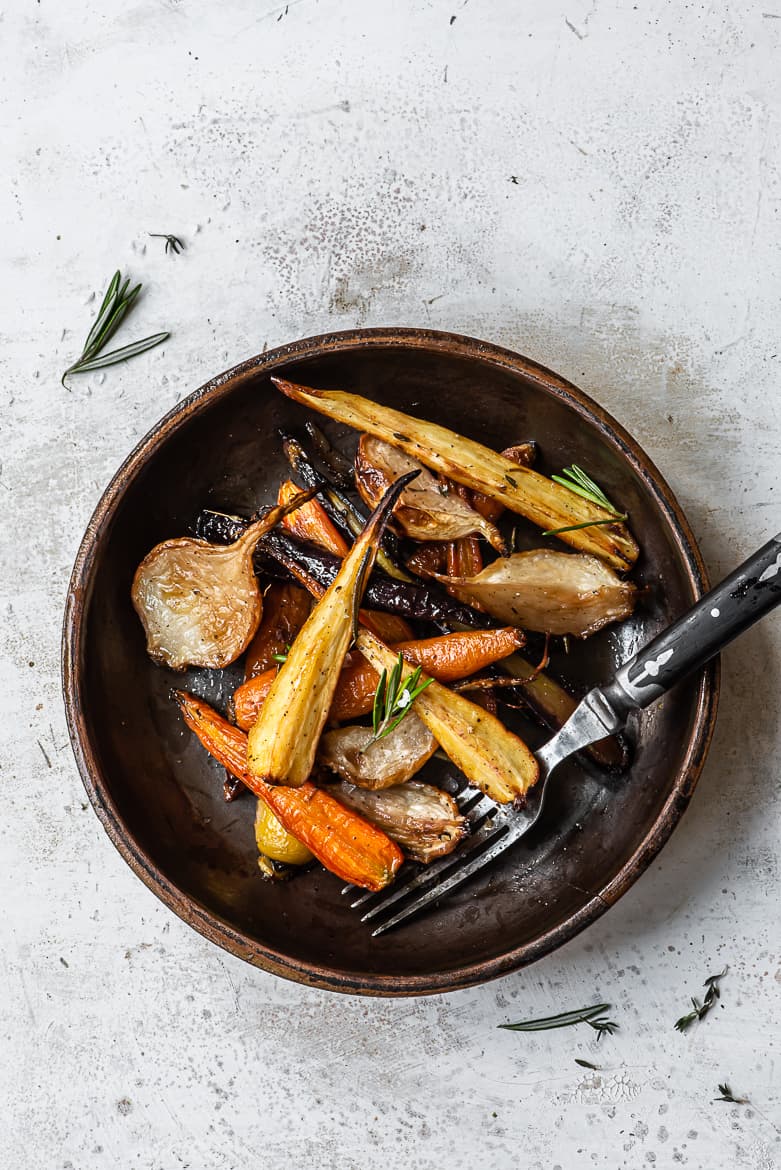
[355,628,539,804]
[254,800,314,866]
[272,378,638,570]
[355,434,505,551]
[176,692,403,890]
[332,780,467,863]
[319,714,438,790]
[131,486,318,670]
[246,471,418,787]
[434,549,637,637]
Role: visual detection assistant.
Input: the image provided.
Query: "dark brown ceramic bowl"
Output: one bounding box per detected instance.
[62,329,718,996]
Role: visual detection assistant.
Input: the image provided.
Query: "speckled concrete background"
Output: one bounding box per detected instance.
[2,2,780,1167]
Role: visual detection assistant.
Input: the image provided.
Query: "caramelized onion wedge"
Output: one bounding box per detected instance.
[319,715,438,790]
[272,379,638,570]
[247,471,418,787]
[131,487,317,670]
[176,692,402,890]
[355,434,505,552]
[355,629,539,804]
[434,549,637,638]
[332,780,467,863]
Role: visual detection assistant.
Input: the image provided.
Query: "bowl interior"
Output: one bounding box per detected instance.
[67,335,713,994]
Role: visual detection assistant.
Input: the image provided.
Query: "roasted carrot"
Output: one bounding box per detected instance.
[471,443,537,522]
[244,582,312,680]
[277,479,350,556]
[233,627,525,731]
[445,483,484,578]
[176,692,403,890]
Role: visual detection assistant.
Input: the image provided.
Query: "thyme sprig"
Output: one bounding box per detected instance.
[149,233,185,255]
[674,965,728,1032]
[543,464,627,537]
[61,270,169,386]
[499,1003,618,1040]
[714,1082,748,1104]
[369,652,433,745]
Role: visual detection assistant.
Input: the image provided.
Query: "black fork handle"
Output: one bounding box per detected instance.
[602,532,781,718]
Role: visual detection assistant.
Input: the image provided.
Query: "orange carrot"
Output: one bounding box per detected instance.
[233,627,524,731]
[244,582,312,680]
[278,480,350,556]
[176,692,403,891]
[446,484,484,578]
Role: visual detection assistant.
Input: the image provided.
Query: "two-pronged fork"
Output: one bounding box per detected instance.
[344,532,781,935]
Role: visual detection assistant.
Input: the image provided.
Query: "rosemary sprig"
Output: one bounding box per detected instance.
[499,1003,618,1039]
[714,1082,748,1104]
[62,270,169,386]
[674,965,728,1032]
[369,652,433,744]
[149,232,185,255]
[543,464,627,537]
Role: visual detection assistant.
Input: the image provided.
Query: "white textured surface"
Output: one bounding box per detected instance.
[2,2,780,1167]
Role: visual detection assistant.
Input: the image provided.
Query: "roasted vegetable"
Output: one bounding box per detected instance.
[444,482,485,578]
[272,379,638,570]
[244,582,312,679]
[355,629,539,804]
[257,531,492,629]
[471,442,537,522]
[131,487,318,670]
[433,549,637,638]
[355,434,505,551]
[233,627,524,730]
[247,472,418,787]
[319,715,438,790]
[176,692,403,890]
[255,800,314,865]
[277,479,350,556]
[331,780,467,863]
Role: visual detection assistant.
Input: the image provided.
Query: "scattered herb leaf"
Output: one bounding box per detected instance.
[714,1082,748,1104]
[544,464,627,536]
[149,233,185,255]
[575,1058,600,1070]
[369,652,433,745]
[675,966,728,1032]
[62,270,169,386]
[499,1003,616,1035]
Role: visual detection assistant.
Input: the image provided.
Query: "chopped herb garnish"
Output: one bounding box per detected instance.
[499,1003,618,1038]
[544,464,627,536]
[149,232,185,255]
[714,1082,747,1104]
[369,652,433,745]
[675,965,728,1032]
[61,270,169,386]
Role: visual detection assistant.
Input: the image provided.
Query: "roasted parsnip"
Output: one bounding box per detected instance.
[272,379,638,570]
[246,471,418,786]
[355,628,539,804]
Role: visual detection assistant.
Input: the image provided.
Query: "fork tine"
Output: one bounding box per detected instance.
[359,823,509,923]
[370,826,513,935]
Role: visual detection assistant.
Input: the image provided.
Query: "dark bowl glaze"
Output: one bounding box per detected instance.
[62,329,718,996]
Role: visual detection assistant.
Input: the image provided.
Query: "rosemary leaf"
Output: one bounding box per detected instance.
[499,1003,611,1032]
[674,965,728,1032]
[714,1082,748,1104]
[545,464,627,536]
[368,652,433,745]
[62,270,170,385]
[575,1058,600,1070]
[149,232,185,255]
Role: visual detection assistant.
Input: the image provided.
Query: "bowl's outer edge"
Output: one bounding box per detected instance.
[61,327,720,997]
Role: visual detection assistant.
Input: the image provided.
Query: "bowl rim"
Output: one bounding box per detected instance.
[61,327,719,997]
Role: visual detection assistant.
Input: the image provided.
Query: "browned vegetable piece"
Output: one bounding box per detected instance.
[354,434,505,552]
[471,442,537,522]
[319,715,438,790]
[244,582,312,680]
[131,487,317,670]
[433,549,637,638]
[331,780,467,863]
[247,472,418,787]
[355,628,539,804]
[273,379,638,570]
[176,691,403,890]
